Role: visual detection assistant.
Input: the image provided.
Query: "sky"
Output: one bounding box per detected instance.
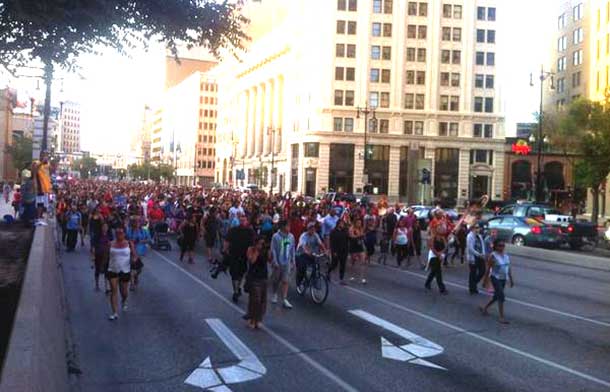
[6,0,556,154]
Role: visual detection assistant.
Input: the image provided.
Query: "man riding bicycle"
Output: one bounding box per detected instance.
[296,222,327,291]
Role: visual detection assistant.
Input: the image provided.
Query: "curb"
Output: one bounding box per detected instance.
[507,244,610,271]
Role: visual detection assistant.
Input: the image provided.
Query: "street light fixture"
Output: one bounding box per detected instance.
[356,104,377,191]
[530,65,555,202]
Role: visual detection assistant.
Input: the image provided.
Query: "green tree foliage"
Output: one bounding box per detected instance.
[71,156,98,179]
[4,135,33,174]
[558,98,610,223]
[128,162,174,182]
[0,0,247,69]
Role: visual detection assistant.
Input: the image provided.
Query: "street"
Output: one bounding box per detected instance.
[62,239,610,392]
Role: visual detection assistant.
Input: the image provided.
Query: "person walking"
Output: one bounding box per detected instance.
[106,227,135,320]
[245,237,269,329]
[93,223,112,292]
[179,214,198,263]
[224,215,255,303]
[270,220,295,308]
[65,204,82,252]
[202,207,220,263]
[424,227,448,295]
[126,218,150,291]
[480,239,514,324]
[348,218,367,284]
[393,219,411,268]
[467,224,486,294]
[329,219,349,284]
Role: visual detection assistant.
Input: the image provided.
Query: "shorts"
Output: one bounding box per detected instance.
[229,256,247,280]
[204,234,216,248]
[106,271,131,282]
[132,258,144,271]
[36,194,49,210]
[272,263,293,283]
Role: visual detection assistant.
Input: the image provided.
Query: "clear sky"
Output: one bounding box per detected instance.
[9,0,557,154]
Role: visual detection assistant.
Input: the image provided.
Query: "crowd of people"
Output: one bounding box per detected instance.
[3,160,515,325]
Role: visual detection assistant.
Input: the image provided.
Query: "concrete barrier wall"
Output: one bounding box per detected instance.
[508,244,610,271]
[0,224,68,392]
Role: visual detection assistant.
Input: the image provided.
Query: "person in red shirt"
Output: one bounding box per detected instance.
[148,203,165,225]
[99,200,111,219]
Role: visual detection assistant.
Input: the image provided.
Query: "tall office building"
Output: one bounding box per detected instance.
[215,0,505,206]
[60,101,81,153]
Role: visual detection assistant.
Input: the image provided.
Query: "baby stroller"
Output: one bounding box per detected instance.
[152,221,172,251]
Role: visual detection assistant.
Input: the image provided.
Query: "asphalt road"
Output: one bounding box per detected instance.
[62,238,610,392]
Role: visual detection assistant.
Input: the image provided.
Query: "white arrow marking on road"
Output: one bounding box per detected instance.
[185,318,266,391]
[349,309,446,370]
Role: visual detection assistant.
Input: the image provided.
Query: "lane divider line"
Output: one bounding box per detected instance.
[152,251,359,392]
[380,265,610,328]
[344,285,610,389]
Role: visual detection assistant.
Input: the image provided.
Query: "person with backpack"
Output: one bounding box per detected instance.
[65,204,82,252]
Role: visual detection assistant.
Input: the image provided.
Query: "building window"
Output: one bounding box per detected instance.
[405,93,414,109]
[335,67,344,81]
[344,118,354,132]
[485,75,494,88]
[380,92,390,107]
[573,49,583,65]
[345,90,355,106]
[451,72,460,87]
[558,13,566,29]
[450,96,459,111]
[475,74,484,88]
[441,50,450,64]
[373,0,382,13]
[438,122,458,137]
[573,3,583,20]
[379,119,389,133]
[419,2,428,16]
[476,29,485,43]
[383,23,393,37]
[417,48,426,62]
[338,0,346,10]
[304,142,320,158]
[334,90,344,105]
[473,124,493,138]
[474,97,483,112]
[558,57,566,71]
[370,68,380,82]
[371,45,380,59]
[484,97,494,113]
[415,94,425,109]
[382,46,392,60]
[454,5,462,18]
[477,6,486,20]
[486,52,495,66]
[443,4,452,18]
[487,30,495,43]
[452,50,461,64]
[347,21,357,35]
[335,44,345,57]
[370,92,379,108]
[453,27,462,42]
[334,117,343,132]
[470,150,493,165]
[406,47,416,61]
[418,25,426,39]
[408,2,417,15]
[573,27,583,44]
[440,72,450,86]
[346,67,355,81]
[417,71,426,85]
[440,95,449,111]
[381,69,391,83]
[348,0,357,11]
[442,27,451,41]
[572,71,581,87]
[406,70,415,84]
[372,22,381,36]
[404,120,413,135]
[407,25,416,39]
[337,20,346,34]
[346,44,356,58]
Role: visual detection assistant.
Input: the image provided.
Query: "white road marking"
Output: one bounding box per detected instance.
[153,251,358,392]
[384,265,610,328]
[185,319,266,390]
[345,285,610,388]
[349,309,446,370]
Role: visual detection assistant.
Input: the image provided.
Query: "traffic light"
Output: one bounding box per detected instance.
[421,168,431,184]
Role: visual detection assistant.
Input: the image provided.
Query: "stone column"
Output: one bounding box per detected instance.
[248,87,256,157]
[458,149,470,205]
[388,146,401,199]
[492,149,505,200]
[317,143,330,193]
[256,84,265,157]
[240,92,248,158]
[274,76,283,154]
[353,144,365,193]
[263,80,274,156]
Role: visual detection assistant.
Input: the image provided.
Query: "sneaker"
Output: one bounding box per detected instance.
[122,301,128,311]
[282,299,293,309]
[271,294,279,304]
[108,313,118,321]
[361,279,367,285]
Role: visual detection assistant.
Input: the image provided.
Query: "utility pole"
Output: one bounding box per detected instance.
[356,104,376,193]
[530,66,555,202]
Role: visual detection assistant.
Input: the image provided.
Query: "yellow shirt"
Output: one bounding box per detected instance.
[35,161,52,194]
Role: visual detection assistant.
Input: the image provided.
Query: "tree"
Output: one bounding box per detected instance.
[128,162,174,182]
[559,98,610,223]
[71,156,98,179]
[4,135,33,174]
[0,0,247,150]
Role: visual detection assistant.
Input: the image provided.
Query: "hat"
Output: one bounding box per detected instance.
[307,222,316,229]
[21,169,31,179]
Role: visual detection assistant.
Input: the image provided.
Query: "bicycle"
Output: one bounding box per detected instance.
[296,253,330,305]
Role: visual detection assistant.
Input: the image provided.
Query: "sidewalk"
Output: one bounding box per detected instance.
[508,244,610,271]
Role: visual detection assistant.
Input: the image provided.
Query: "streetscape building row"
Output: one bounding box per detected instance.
[213,0,505,206]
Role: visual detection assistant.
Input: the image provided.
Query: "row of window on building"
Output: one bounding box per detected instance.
[200,96,217,105]
[558,3,584,30]
[332,117,495,138]
[197,160,215,169]
[199,122,217,131]
[197,147,216,156]
[197,134,216,143]
[337,0,496,22]
[557,49,583,71]
[337,68,494,89]
[338,21,496,42]
[199,109,217,118]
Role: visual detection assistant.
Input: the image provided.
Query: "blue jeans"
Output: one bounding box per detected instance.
[296,253,315,286]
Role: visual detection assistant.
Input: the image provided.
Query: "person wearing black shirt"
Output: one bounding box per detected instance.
[224,215,255,303]
[245,237,268,329]
[329,220,349,284]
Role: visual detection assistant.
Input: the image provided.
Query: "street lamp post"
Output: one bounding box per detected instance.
[530,65,555,202]
[356,104,376,192]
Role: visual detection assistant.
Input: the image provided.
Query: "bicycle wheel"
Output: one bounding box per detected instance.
[310,273,329,305]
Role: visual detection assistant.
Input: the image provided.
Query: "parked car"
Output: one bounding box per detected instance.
[497,203,598,250]
[322,192,360,204]
[487,216,565,248]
